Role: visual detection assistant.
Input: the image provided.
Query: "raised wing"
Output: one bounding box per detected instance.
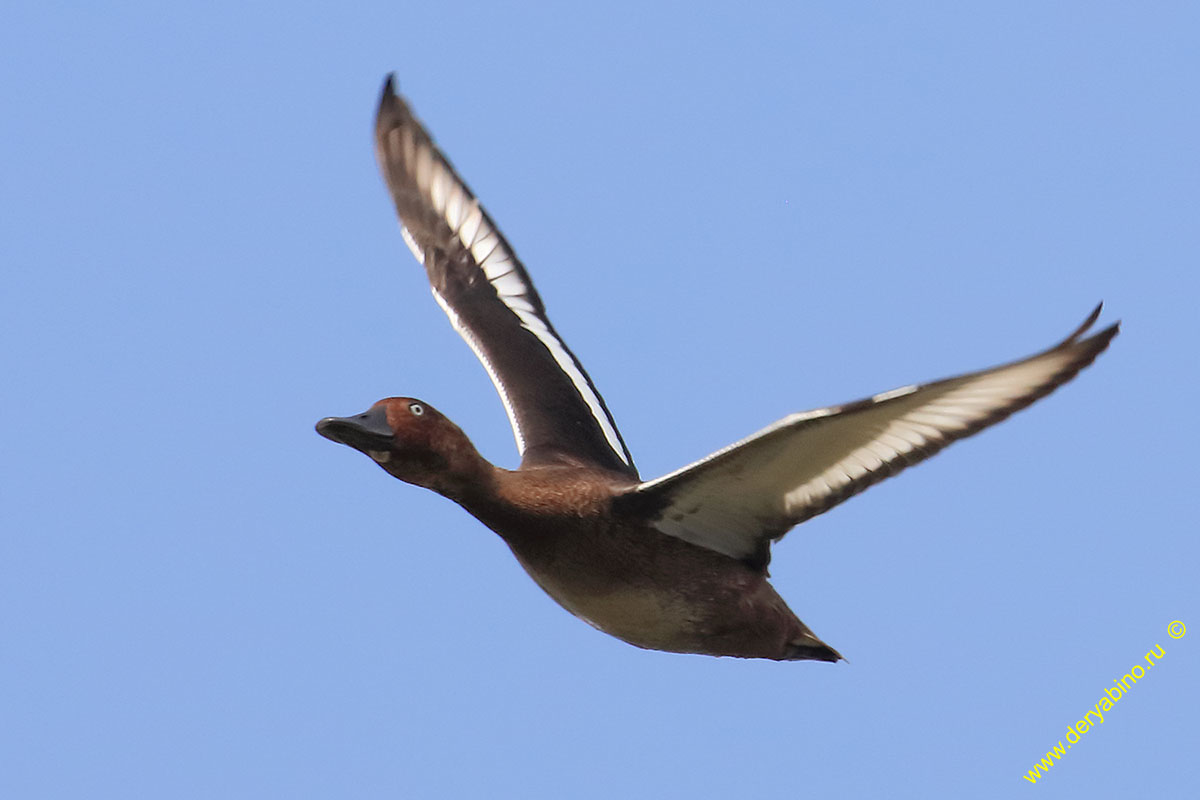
[374,76,635,475]
[616,306,1118,569]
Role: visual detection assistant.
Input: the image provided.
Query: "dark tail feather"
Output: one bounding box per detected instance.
[784,631,844,663]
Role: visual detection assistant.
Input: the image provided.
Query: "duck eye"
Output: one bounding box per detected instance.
[409,402,425,416]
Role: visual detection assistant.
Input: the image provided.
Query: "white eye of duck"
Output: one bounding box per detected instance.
[409,402,425,416]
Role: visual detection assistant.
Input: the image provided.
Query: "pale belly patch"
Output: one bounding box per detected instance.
[526,571,700,651]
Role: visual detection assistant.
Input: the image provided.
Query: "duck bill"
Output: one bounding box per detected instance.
[315,405,394,452]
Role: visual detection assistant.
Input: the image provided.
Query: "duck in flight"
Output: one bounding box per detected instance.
[316,76,1118,662]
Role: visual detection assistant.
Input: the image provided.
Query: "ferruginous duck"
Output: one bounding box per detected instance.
[317,76,1118,661]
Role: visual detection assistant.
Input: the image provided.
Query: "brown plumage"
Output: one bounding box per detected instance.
[315,76,1117,661]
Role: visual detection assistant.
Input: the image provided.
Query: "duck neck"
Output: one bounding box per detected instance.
[425,439,500,510]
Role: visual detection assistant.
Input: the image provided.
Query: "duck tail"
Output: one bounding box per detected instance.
[784,631,844,663]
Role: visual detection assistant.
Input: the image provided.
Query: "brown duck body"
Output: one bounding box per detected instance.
[467,467,836,661]
[317,400,836,660]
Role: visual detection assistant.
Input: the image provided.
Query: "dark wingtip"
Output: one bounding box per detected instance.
[1090,320,1121,353]
[1058,301,1117,348]
[1078,301,1121,349]
[1056,315,1120,385]
[1072,302,1103,340]
[376,73,400,125]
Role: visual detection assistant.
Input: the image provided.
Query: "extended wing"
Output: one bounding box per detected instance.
[617,306,1118,569]
[374,77,635,475]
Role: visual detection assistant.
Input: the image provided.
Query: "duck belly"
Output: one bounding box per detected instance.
[533,574,703,653]
[509,548,814,659]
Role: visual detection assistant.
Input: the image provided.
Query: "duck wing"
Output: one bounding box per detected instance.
[374,77,635,475]
[616,307,1118,569]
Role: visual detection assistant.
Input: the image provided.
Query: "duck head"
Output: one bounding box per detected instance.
[316,398,490,498]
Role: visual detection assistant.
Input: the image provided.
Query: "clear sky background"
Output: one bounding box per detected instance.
[3,2,1196,798]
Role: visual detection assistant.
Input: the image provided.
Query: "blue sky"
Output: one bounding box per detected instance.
[2,2,1196,797]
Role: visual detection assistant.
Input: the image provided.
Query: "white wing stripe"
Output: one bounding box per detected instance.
[432,287,527,455]
[390,126,631,466]
[781,349,1082,517]
[400,226,424,264]
[459,206,483,248]
[509,304,630,464]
